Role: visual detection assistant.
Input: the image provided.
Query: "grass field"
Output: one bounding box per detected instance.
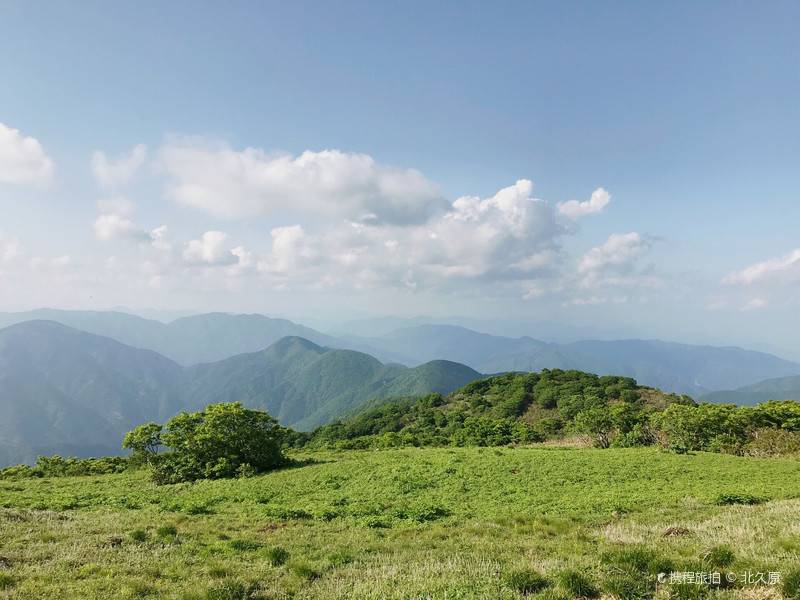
[1,446,799,599]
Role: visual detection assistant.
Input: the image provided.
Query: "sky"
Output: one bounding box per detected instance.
[0,1,798,357]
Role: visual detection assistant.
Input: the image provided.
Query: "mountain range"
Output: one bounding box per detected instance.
[698,375,800,407]
[0,320,479,467]
[3,309,800,467]
[3,309,800,396]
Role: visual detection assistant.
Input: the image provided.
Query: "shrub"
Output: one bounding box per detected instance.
[712,493,764,506]
[130,529,148,542]
[125,402,288,484]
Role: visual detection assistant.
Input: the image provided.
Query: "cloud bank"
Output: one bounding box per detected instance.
[160,143,449,224]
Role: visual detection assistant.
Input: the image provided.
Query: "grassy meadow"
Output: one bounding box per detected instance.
[1,446,800,599]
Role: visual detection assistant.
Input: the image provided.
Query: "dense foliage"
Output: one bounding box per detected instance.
[0,455,128,480]
[287,369,689,450]
[287,369,800,458]
[123,402,287,484]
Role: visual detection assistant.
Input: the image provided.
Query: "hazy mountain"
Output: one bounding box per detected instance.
[0,321,183,468]
[344,326,800,396]
[0,309,344,366]
[699,375,800,407]
[3,310,799,399]
[0,323,481,467]
[339,325,550,371]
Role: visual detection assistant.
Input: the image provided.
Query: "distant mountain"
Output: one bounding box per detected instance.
[3,310,799,398]
[344,326,800,396]
[0,309,344,366]
[0,323,481,467]
[699,375,800,407]
[0,321,183,468]
[339,324,549,372]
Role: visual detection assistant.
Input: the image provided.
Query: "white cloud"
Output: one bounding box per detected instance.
[579,232,651,273]
[160,143,449,224]
[91,144,147,190]
[0,123,55,185]
[743,297,767,310]
[92,214,148,241]
[723,249,800,285]
[557,188,610,219]
[256,179,563,293]
[182,231,239,265]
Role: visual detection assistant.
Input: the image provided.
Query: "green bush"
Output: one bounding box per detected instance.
[125,402,287,484]
[712,492,764,506]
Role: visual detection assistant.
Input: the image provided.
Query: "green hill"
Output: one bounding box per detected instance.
[0,324,481,466]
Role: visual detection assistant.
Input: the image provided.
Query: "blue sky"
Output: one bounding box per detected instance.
[0,1,798,357]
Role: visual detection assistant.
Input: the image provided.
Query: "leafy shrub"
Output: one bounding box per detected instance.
[504,569,550,594]
[125,402,287,484]
[712,493,764,506]
[746,427,800,457]
[130,529,148,542]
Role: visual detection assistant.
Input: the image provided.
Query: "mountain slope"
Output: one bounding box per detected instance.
[0,325,481,467]
[699,375,800,406]
[347,326,800,395]
[0,309,344,366]
[0,321,184,467]
[179,337,481,431]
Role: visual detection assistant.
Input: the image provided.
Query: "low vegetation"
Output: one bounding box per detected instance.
[3,369,800,598]
[1,447,800,598]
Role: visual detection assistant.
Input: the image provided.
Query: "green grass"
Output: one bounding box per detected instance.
[0,446,799,599]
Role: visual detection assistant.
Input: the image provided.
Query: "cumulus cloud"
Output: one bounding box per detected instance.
[182,231,240,265]
[579,232,651,273]
[0,122,55,185]
[92,214,149,241]
[723,249,800,285]
[256,179,563,293]
[160,142,449,224]
[91,144,147,190]
[557,188,610,219]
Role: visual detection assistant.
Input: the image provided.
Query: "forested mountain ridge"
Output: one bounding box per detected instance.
[2,310,799,396]
[0,322,480,467]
